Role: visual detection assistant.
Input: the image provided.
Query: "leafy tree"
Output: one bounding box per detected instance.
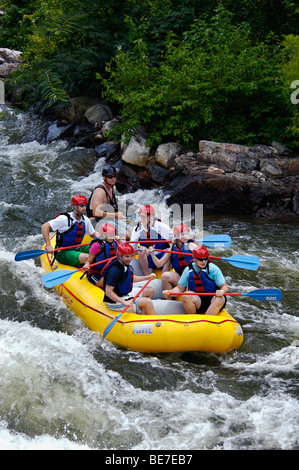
[2,0,132,109]
[221,0,299,40]
[0,1,37,50]
[100,7,290,148]
[1,1,298,148]
[281,34,299,146]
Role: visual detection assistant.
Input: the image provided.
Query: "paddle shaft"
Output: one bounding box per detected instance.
[166,288,282,301]
[151,248,245,259]
[77,255,117,272]
[169,292,242,296]
[152,249,249,262]
[121,275,154,312]
[46,242,89,253]
[129,237,228,245]
[103,275,155,339]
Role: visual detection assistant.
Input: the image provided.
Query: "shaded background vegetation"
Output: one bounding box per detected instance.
[1,0,298,150]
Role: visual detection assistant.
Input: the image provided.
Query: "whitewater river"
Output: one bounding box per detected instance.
[0,106,298,451]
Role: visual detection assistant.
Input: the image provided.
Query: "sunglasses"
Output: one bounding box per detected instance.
[196,257,208,262]
[106,174,116,178]
[78,204,87,207]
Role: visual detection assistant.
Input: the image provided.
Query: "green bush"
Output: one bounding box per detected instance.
[100,8,290,149]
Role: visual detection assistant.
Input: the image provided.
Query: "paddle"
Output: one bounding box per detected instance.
[129,234,232,248]
[164,288,282,301]
[152,249,259,271]
[42,256,117,288]
[15,243,90,261]
[15,234,231,261]
[209,255,259,270]
[126,214,137,225]
[103,275,155,340]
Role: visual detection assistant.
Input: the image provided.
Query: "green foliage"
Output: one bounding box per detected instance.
[1,0,299,148]
[221,0,299,40]
[1,0,131,109]
[280,35,299,146]
[100,7,290,148]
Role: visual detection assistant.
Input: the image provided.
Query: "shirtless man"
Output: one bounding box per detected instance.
[86,165,125,226]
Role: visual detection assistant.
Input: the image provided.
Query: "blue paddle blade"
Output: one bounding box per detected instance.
[223,255,260,270]
[201,234,231,248]
[103,311,124,339]
[15,249,47,261]
[242,288,282,301]
[42,269,76,288]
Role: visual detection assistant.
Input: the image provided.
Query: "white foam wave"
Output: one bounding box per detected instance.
[0,422,90,450]
[0,320,298,450]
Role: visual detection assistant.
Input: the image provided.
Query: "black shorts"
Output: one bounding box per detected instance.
[196,295,227,314]
[87,271,102,285]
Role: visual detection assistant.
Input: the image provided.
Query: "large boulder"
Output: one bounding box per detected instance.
[0,48,22,77]
[154,142,183,168]
[197,140,263,172]
[84,103,113,126]
[55,96,100,122]
[121,132,151,167]
[165,172,286,216]
[163,140,299,218]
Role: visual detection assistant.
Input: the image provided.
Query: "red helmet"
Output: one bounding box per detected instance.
[71,195,88,206]
[117,243,135,256]
[173,224,190,236]
[138,205,155,216]
[192,246,209,259]
[100,223,117,236]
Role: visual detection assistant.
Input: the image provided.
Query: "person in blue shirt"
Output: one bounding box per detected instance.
[166,246,229,315]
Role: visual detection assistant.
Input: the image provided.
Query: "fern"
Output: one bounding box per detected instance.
[43,12,87,38]
[39,69,69,108]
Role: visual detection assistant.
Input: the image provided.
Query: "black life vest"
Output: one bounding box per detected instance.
[86,184,118,218]
[103,259,134,299]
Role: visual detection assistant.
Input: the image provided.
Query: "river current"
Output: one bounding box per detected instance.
[0,106,298,451]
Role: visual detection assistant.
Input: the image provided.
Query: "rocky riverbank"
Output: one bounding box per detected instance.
[1,49,299,220]
[36,96,298,220]
[3,86,299,219]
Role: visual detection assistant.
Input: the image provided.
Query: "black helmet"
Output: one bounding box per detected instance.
[102,165,117,177]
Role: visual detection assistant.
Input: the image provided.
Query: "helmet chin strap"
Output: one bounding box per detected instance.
[104,177,114,188]
[195,259,204,271]
[118,255,128,268]
[72,205,81,217]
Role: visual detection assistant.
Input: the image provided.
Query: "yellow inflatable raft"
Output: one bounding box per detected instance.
[40,235,243,354]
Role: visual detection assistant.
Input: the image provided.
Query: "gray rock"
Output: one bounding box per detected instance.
[121,132,151,167]
[84,104,113,126]
[0,48,22,77]
[154,142,182,169]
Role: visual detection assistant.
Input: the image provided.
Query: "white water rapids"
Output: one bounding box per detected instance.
[0,107,298,451]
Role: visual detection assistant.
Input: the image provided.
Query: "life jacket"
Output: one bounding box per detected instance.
[137,220,169,250]
[89,238,117,275]
[104,259,134,297]
[170,243,192,274]
[187,261,218,293]
[86,184,118,218]
[55,212,86,249]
